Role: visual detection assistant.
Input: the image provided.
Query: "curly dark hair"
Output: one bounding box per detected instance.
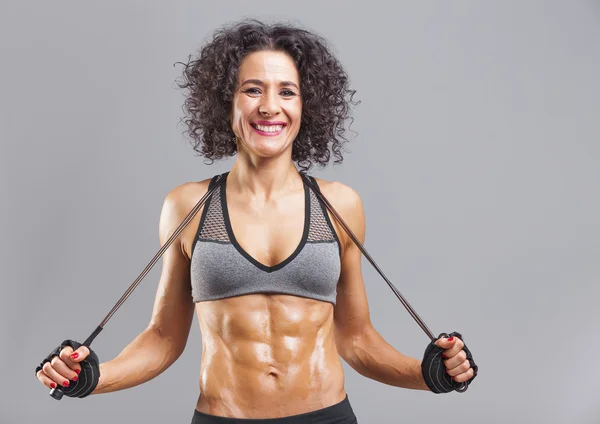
[176,19,358,171]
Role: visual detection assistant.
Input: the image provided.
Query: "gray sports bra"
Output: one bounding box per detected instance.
[190,172,341,305]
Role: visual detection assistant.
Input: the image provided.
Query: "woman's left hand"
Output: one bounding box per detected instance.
[435,336,475,384]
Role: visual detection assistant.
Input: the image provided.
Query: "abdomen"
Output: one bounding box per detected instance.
[194,294,346,418]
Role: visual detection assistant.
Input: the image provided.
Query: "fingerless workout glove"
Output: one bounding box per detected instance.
[35,339,100,398]
[421,332,478,394]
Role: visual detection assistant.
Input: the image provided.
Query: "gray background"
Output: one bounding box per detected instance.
[1,1,599,423]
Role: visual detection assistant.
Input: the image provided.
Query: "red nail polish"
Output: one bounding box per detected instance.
[75,369,81,375]
[63,381,70,387]
[71,352,79,359]
[50,382,57,389]
[448,336,454,342]
[442,354,448,359]
[72,376,78,382]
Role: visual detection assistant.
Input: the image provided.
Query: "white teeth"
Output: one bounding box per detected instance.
[255,124,283,133]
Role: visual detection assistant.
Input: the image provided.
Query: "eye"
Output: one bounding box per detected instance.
[242,87,262,95]
[280,89,297,97]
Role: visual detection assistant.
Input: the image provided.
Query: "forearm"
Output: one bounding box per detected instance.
[92,327,182,394]
[339,328,429,391]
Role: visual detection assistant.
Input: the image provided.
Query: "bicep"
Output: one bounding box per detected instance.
[147,189,196,353]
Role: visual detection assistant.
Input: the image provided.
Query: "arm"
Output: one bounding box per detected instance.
[325,182,429,391]
[92,182,206,394]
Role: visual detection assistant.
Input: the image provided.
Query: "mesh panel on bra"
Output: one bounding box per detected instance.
[198,188,230,243]
[307,188,336,242]
[197,179,335,244]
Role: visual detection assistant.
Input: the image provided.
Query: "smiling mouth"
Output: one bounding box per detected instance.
[250,122,287,136]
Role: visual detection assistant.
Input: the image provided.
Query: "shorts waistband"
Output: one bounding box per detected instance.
[191,396,356,424]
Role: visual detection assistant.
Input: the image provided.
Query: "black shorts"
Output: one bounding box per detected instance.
[190,396,357,424]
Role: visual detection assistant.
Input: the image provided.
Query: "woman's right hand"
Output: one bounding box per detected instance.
[35,340,100,398]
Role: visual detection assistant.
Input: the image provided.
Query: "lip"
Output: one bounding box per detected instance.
[250,121,287,136]
[251,121,287,126]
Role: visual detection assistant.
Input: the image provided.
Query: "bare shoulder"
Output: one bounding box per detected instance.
[163,179,212,210]
[312,177,364,218]
[159,178,213,241]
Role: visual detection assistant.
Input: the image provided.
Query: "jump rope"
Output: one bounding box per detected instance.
[38,172,477,400]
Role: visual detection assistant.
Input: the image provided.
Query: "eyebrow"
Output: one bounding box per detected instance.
[240,79,300,90]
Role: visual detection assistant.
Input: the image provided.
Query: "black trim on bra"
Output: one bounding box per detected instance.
[221,172,311,273]
[190,174,223,262]
[307,175,342,258]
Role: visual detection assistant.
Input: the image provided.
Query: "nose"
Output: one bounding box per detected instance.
[258,91,281,117]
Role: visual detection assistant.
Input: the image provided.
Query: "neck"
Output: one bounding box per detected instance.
[228,151,302,200]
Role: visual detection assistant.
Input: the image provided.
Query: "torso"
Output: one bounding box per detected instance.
[177,173,348,419]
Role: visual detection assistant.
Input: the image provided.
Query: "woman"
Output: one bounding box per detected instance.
[35,20,477,423]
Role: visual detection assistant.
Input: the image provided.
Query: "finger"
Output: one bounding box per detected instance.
[452,367,475,383]
[444,349,467,369]
[59,348,81,374]
[36,370,60,390]
[435,335,462,353]
[42,360,73,388]
[443,337,465,358]
[54,353,80,380]
[434,337,454,350]
[446,359,472,378]
[69,345,91,363]
[59,345,74,361]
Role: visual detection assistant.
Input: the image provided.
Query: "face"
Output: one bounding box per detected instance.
[230,50,302,160]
